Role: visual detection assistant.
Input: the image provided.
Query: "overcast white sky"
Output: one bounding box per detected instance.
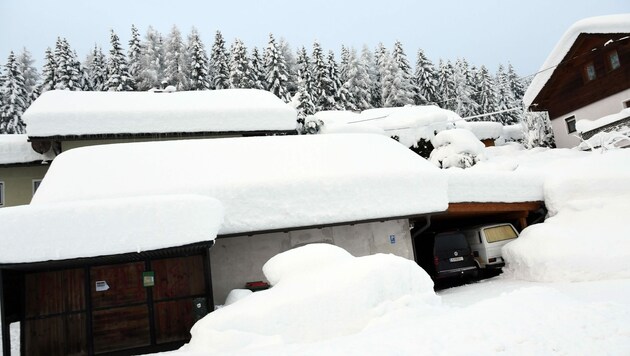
[0,0,628,77]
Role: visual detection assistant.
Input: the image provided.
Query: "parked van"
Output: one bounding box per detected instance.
[418,231,478,280]
[462,223,519,269]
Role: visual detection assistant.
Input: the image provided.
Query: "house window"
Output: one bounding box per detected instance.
[624,99,630,109]
[33,179,42,196]
[0,181,4,207]
[609,51,621,70]
[584,62,596,81]
[565,116,577,134]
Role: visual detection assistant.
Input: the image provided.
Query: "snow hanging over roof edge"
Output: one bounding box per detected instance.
[523,14,630,107]
[0,134,54,165]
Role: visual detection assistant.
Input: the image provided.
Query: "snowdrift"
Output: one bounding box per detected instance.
[182,244,438,353]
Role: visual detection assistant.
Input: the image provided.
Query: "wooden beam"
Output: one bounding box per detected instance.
[0,270,10,356]
[448,202,543,214]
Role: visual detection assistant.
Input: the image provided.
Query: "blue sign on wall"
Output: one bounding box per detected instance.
[389,235,396,244]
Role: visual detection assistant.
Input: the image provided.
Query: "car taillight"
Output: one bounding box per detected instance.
[433,256,439,267]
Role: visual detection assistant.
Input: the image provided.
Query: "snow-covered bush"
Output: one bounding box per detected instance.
[183,244,438,353]
[301,115,324,134]
[429,128,485,169]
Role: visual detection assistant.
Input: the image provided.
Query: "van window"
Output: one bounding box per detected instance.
[483,225,517,243]
[435,233,468,251]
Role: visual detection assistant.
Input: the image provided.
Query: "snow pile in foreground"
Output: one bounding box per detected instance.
[182,244,438,354]
[429,128,485,168]
[503,149,630,282]
[0,195,223,263]
[0,134,54,164]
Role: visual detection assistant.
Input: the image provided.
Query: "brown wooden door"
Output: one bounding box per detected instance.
[23,268,87,356]
[90,262,150,354]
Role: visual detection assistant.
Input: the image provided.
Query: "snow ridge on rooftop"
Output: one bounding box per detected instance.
[523,13,630,107]
[23,89,298,137]
[0,134,53,165]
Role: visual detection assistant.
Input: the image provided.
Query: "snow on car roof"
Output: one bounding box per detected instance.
[523,14,630,107]
[0,195,223,264]
[22,89,298,137]
[0,134,54,165]
[31,134,449,235]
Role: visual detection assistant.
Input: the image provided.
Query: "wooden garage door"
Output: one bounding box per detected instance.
[23,268,87,356]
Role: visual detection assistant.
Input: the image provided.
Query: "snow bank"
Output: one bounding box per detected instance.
[32,134,448,235]
[22,89,298,137]
[223,289,253,306]
[429,128,485,169]
[503,149,630,282]
[0,134,54,164]
[524,14,630,107]
[454,120,503,140]
[0,195,223,264]
[182,244,438,353]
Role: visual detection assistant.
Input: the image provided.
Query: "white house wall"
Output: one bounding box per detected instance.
[210,219,413,304]
[552,88,630,148]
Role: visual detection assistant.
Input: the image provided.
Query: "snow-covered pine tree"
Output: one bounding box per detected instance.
[74,50,92,91]
[337,46,356,111]
[248,47,266,90]
[414,49,439,105]
[310,41,331,111]
[164,25,190,90]
[279,38,297,98]
[264,33,291,101]
[138,26,165,90]
[436,60,456,111]
[105,29,134,91]
[343,46,372,111]
[54,38,81,91]
[327,50,345,110]
[38,47,57,93]
[382,40,415,107]
[294,47,316,124]
[210,30,230,90]
[0,52,28,134]
[229,38,250,88]
[360,45,377,110]
[86,45,108,91]
[187,27,211,90]
[471,65,498,121]
[452,58,478,117]
[495,64,519,124]
[507,63,525,101]
[127,24,143,90]
[372,43,388,108]
[17,48,40,106]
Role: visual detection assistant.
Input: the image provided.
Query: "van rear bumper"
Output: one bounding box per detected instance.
[435,266,478,279]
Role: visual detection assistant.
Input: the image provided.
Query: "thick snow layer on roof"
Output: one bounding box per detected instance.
[576,107,630,133]
[314,106,457,147]
[429,128,486,169]
[0,195,223,264]
[454,120,503,139]
[32,134,448,235]
[0,134,54,164]
[22,89,298,137]
[501,123,525,141]
[523,14,630,107]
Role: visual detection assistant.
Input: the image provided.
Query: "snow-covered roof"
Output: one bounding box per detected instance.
[576,107,630,133]
[523,14,630,107]
[22,89,298,138]
[32,134,449,235]
[0,134,54,165]
[0,195,223,264]
[501,124,525,141]
[315,106,458,147]
[454,121,504,140]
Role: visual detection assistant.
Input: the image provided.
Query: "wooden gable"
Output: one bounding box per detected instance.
[530,33,630,118]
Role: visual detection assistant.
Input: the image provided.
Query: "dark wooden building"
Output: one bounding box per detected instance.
[524,15,630,148]
[1,243,215,355]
